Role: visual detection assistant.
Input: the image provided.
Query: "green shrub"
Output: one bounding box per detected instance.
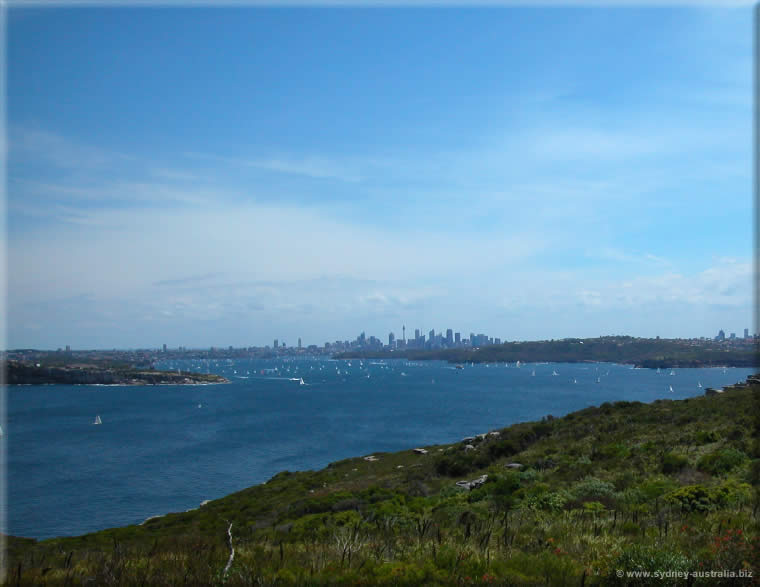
[571,477,616,502]
[665,484,714,512]
[637,476,678,501]
[695,429,721,445]
[597,442,631,460]
[434,454,477,477]
[697,448,747,476]
[621,521,640,535]
[661,452,689,474]
[609,544,692,585]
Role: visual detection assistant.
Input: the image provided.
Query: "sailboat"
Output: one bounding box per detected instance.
[93,415,102,425]
[698,381,702,388]
[573,378,577,384]
[596,377,600,383]
[669,385,673,393]
[552,370,559,376]
[531,370,535,376]
[669,370,675,376]
[657,368,661,374]
[299,377,305,386]
[516,360,521,368]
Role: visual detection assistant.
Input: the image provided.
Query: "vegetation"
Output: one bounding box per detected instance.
[5,378,759,585]
[337,336,759,368]
[5,360,228,385]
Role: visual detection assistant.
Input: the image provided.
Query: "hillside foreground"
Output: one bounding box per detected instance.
[4,377,760,585]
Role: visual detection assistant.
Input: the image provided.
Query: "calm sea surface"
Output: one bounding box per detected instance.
[6,358,754,539]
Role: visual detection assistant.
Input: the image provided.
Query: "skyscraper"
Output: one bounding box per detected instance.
[298,337,302,349]
[274,339,279,348]
[446,329,453,346]
[745,328,749,339]
[389,332,395,347]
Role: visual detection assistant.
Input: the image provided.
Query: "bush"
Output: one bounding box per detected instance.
[665,485,714,512]
[662,452,689,474]
[571,477,616,502]
[695,430,721,445]
[609,545,692,585]
[697,448,747,476]
[434,454,476,477]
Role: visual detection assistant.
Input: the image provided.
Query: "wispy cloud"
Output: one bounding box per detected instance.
[9,127,132,170]
[186,152,364,183]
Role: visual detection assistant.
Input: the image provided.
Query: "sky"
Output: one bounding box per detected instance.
[5,4,755,349]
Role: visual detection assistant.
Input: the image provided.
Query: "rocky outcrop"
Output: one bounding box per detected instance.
[456,474,488,491]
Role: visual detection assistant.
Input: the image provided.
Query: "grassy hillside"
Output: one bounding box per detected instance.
[5,379,759,585]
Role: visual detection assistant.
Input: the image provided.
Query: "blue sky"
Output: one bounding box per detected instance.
[6,5,754,349]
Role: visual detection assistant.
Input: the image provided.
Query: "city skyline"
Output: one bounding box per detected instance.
[7,6,754,350]
[16,325,756,353]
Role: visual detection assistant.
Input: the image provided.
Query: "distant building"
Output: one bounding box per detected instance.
[495,338,501,345]
[716,330,725,342]
[455,332,461,345]
[388,332,395,347]
[298,338,302,349]
[730,333,736,340]
[274,339,279,348]
[745,328,749,339]
[446,329,453,346]
[65,345,70,352]
[163,343,167,353]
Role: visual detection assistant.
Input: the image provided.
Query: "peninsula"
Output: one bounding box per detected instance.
[5,359,229,385]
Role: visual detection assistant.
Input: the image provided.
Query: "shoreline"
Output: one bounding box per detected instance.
[11,372,757,543]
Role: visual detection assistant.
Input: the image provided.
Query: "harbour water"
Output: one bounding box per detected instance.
[6,358,754,539]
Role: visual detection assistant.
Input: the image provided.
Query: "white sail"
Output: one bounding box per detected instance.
[93,415,102,425]
[299,377,305,386]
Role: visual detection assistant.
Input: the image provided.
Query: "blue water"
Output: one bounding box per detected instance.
[5,358,754,540]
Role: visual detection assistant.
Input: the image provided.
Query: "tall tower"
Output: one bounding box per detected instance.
[402,325,406,344]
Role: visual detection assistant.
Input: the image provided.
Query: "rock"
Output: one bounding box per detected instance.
[464,444,475,451]
[455,474,489,491]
